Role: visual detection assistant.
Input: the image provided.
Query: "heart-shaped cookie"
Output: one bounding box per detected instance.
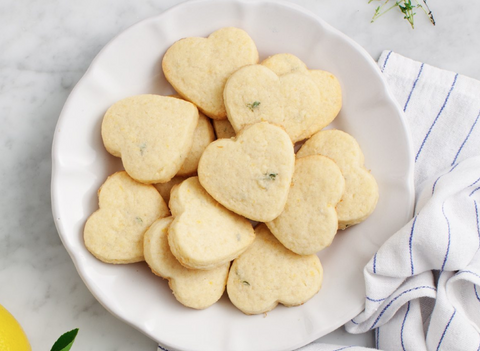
[224,64,321,143]
[168,177,255,270]
[162,27,259,120]
[198,122,295,222]
[263,54,342,140]
[227,224,323,315]
[297,129,379,229]
[224,54,342,142]
[84,171,170,264]
[261,53,309,75]
[101,94,198,184]
[144,216,229,309]
[266,155,345,255]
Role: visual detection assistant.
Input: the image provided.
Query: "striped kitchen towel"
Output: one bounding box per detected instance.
[298,51,480,351]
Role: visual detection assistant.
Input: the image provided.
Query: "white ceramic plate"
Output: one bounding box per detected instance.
[51,1,414,350]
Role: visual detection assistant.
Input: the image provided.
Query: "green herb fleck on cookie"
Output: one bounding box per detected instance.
[246,101,261,112]
[139,143,147,155]
[256,172,279,190]
[135,217,143,224]
[266,172,277,181]
[242,280,250,286]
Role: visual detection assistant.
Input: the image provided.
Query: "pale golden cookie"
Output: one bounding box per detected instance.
[144,217,229,309]
[198,122,295,222]
[213,119,236,139]
[84,171,170,264]
[177,112,215,176]
[297,130,379,229]
[227,53,341,142]
[227,224,323,315]
[262,54,341,127]
[261,53,309,75]
[101,95,198,184]
[266,155,345,255]
[162,27,259,120]
[153,176,187,205]
[168,177,255,270]
[224,63,322,143]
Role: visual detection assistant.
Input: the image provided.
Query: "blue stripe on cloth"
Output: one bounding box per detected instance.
[475,200,480,248]
[432,163,459,195]
[415,73,459,163]
[441,202,451,272]
[477,339,480,351]
[470,187,480,197]
[404,63,424,112]
[400,301,411,351]
[373,252,378,274]
[367,296,387,302]
[451,110,480,166]
[409,216,418,275]
[457,270,480,280]
[370,285,436,329]
[350,318,359,325]
[158,346,169,351]
[381,51,393,72]
[456,270,480,302]
[470,177,480,187]
[436,309,456,351]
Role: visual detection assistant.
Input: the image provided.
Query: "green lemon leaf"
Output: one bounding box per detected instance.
[50,328,79,351]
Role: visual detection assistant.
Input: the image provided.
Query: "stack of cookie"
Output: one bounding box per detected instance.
[84,27,379,314]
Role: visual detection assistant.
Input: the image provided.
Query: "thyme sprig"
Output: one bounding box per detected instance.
[369,0,435,29]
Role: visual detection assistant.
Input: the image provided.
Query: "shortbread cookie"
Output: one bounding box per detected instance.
[266,155,345,255]
[261,53,308,75]
[144,217,229,309]
[224,54,341,143]
[265,54,342,138]
[162,27,259,120]
[198,122,295,222]
[224,64,321,143]
[168,177,255,270]
[84,171,169,264]
[227,224,323,315]
[177,112,215,176]
[101,95,198,184]
[263,54,342,132]
[153,176,187,205]
[297,130,379,229]
[213,119,236,139]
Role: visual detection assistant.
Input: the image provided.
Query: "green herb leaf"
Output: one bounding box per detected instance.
[369,0,435,28]
[242,281,250,286]
[265,173,277,181]
[135,217,143,224]
[50,328,79,351]
[246,101,261,112]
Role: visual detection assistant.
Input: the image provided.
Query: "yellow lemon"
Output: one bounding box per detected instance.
[0,304,31,351]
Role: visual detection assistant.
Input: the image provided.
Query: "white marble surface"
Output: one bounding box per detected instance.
[0,0,479,350]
